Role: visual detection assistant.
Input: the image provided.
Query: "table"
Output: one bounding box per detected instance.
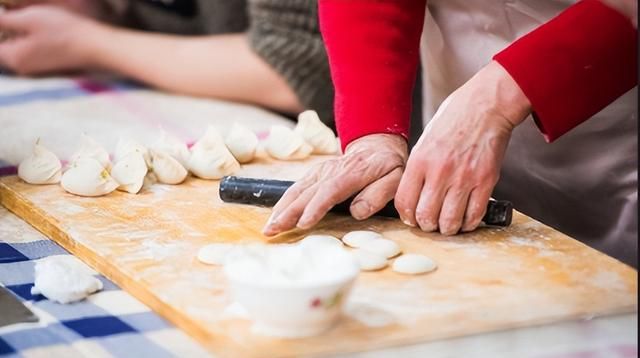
[0,74,636,358]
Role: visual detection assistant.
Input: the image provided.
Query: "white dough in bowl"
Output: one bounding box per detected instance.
[223,244,359,338]
[392,254,437,275]
[359,238,401,258]
[299,235,343,249]
[197,243,237,265]
[342,230,383,248]
[352,249,388,271]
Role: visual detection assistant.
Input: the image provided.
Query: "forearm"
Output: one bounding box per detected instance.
[493,0,637,141]
[319,0,426,150]
[85,25,302,113]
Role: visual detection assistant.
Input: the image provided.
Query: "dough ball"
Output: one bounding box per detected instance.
[299,235,343,249]
[359,238,401,259]
[197,243,237,265]
[342,230,382,248]
[352,249,388,271]
[30,255,103,304]
[392,254,437,275]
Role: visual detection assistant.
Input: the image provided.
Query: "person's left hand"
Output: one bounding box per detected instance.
[395,60,531,235]
[0,5,102,75]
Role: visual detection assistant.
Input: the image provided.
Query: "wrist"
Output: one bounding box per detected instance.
[345,133,408,159]
[481,60,532,127]
[76,20,115,69]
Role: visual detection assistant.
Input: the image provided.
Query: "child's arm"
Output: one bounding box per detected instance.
[0,5,303,114]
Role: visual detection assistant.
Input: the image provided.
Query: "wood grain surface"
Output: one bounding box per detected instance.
[0,155,637,357]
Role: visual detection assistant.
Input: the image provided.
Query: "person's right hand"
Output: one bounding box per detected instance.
[0,5,103,75]
[262,133,408,236]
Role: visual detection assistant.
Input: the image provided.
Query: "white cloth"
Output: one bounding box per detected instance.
[419,0,637,266]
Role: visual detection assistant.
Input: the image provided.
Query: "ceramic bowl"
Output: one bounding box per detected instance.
[224,244,359,338]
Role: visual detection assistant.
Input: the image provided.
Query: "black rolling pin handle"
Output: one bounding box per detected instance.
[219,176,292,207]
[219,176,513,227]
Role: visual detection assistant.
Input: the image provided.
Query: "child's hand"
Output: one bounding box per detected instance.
[0,5,104,75]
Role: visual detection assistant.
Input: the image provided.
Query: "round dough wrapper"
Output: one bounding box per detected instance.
[360,238,401,258]
[352,250,388,271]
[299,235,343,248]
[392,254,437,275]
[197,243,236,265]
[342,231,383,248]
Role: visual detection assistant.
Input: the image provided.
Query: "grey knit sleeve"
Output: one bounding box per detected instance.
[247,0,335,128]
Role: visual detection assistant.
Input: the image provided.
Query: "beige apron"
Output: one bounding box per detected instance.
[419,0,638,266]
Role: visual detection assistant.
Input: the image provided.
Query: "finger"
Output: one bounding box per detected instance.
[394,155,426,227]
[262,182,321,236]
[296,153,402,229]
[414,180,447,232]
[438,186,471,235]
[296,170,375,229]
[0,40,23,70]
[269,170,320,223]
[461,185,492,232]
[350,167,403,220]
[0,9,32,32]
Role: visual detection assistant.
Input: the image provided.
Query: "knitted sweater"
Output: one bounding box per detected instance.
[111,0,335,127]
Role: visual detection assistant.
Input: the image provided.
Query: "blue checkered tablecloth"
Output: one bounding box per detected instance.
[0,208,209,358]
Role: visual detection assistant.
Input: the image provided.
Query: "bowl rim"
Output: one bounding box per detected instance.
[224,264,359,290]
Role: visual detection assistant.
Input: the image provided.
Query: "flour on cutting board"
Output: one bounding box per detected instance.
[588,271,626,291]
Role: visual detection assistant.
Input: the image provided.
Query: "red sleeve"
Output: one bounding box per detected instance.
[319,0,426,151]
[494,0,638,142]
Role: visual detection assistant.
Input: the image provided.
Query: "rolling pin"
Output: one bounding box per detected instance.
[219,176,513,227]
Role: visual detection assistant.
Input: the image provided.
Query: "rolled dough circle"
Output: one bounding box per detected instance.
[342,231,383,248]
[352,250,388,271]
[197,243,236,265]
[299,235,343,248]
[392,254,437,275]
[359,238,401,258]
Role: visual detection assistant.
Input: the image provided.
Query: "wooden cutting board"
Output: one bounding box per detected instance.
[0,156,637,358]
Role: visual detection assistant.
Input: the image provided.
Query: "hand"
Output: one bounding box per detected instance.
[395,60,531,235]
[0,5,104,75]
[262,134,408,236]
[3,0,108,18]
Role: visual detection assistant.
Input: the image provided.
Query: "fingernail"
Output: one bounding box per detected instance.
[351,200,371,220]
[266,212,279,226]
[400,209,416,227]
[297,213,314,229]
[296,219,312,230]
[402,218,416,227]
[417,219,437,232]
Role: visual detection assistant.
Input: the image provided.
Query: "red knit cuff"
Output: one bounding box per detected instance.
[319,0,426,150]
[493,0,637,142]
